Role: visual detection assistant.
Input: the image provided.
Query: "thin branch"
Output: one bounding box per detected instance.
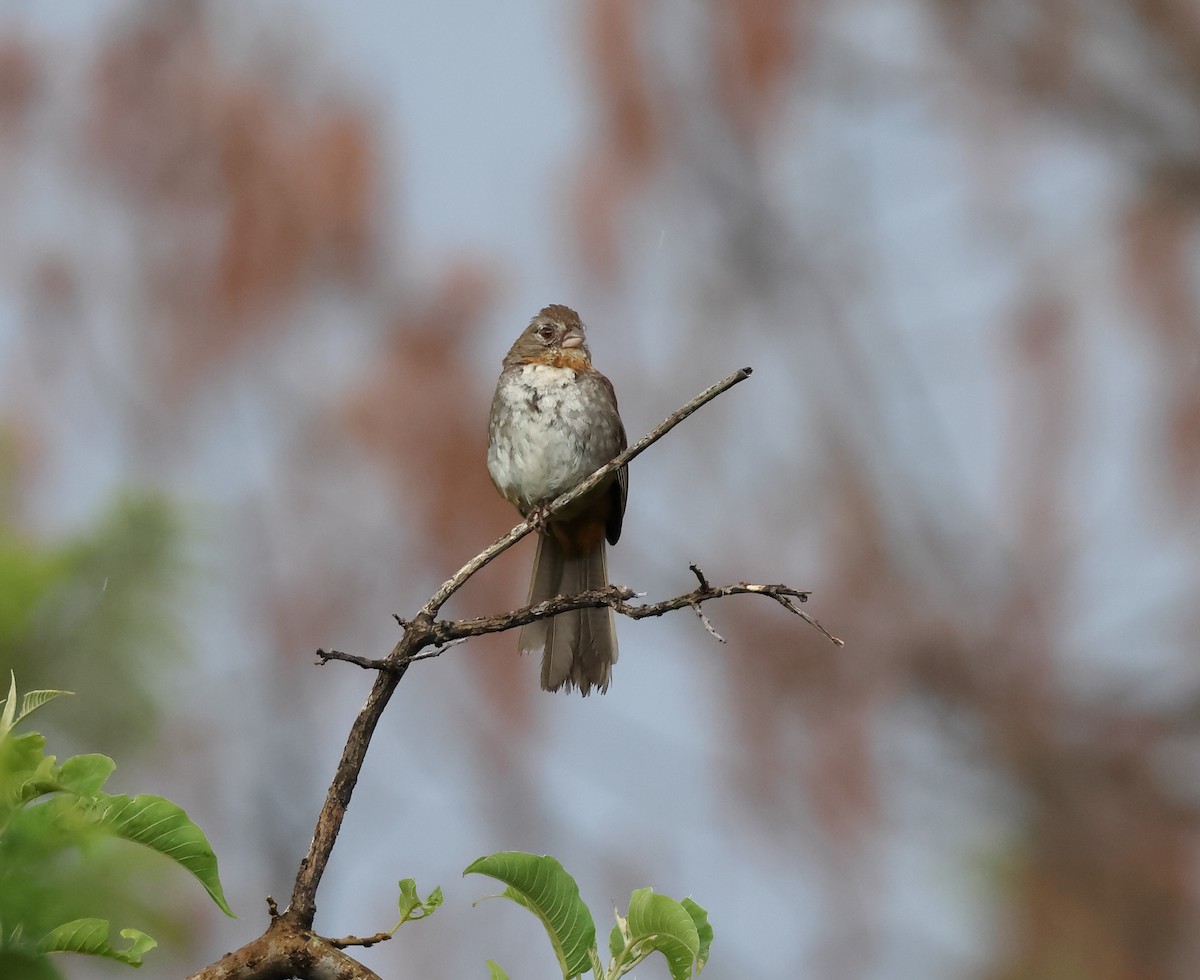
[328,933,393,950]
[317,649,386,670]
[740,584,844,646]
[420,574,840,647]
[691,602,726,642]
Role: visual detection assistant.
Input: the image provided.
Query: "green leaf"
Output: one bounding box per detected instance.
[39,918,158,966]
[0,729,52,784]
[397,878,421,920]
[0,674,73,739]
[18,690,73,726]
[0,729,46,773]
[0,732,63,822]
[57,754,114,797]
[465,852,596,979]
[93,794,234,916]
[626,889,701,980]
[0,671,16,734]
[680,898,712,971]
[485,960,510,980]
[396,878,442,927]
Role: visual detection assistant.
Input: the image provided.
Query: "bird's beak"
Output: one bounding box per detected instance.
[561,328,585,349]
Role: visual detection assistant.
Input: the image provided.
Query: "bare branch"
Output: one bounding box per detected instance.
[740,584,845,646]
[419,575,840,647]
[286,657,412,923]
[327,933,393,950]
[691,602,726,643]
[317,649,386,670]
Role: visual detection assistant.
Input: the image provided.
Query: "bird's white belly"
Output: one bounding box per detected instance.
[488,363,594,509]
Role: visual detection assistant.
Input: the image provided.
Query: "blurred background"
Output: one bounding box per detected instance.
[2,1,1200,977]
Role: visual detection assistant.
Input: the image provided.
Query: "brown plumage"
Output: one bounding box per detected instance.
[487,305,627,694]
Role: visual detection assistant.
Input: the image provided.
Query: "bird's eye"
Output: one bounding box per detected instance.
[538,326,555,341]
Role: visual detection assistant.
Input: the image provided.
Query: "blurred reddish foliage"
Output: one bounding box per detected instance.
[711,0,807,138]
[986,714,1197,980]
[1125,0,1200,85]
[1122,188,1200,509]
[575,0,662,278]
[0,38,38,140]
[216,102,373,315]
[723,448,898,842]
[343,263,499,562]
[87,3,375,389]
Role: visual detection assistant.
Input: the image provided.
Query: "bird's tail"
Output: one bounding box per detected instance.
[520,533,618,695]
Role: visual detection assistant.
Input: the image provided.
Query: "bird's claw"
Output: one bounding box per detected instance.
[525,502,551,530]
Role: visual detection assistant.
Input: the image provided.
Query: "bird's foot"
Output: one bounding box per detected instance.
[525,502,551,530]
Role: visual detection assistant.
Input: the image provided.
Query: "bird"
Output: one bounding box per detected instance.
[487,304,628,694]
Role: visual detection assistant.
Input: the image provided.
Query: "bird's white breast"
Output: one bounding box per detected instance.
[488,363,595,510]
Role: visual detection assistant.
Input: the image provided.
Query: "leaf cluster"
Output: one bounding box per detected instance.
[464,851,711,980]
[0,675,232,977]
